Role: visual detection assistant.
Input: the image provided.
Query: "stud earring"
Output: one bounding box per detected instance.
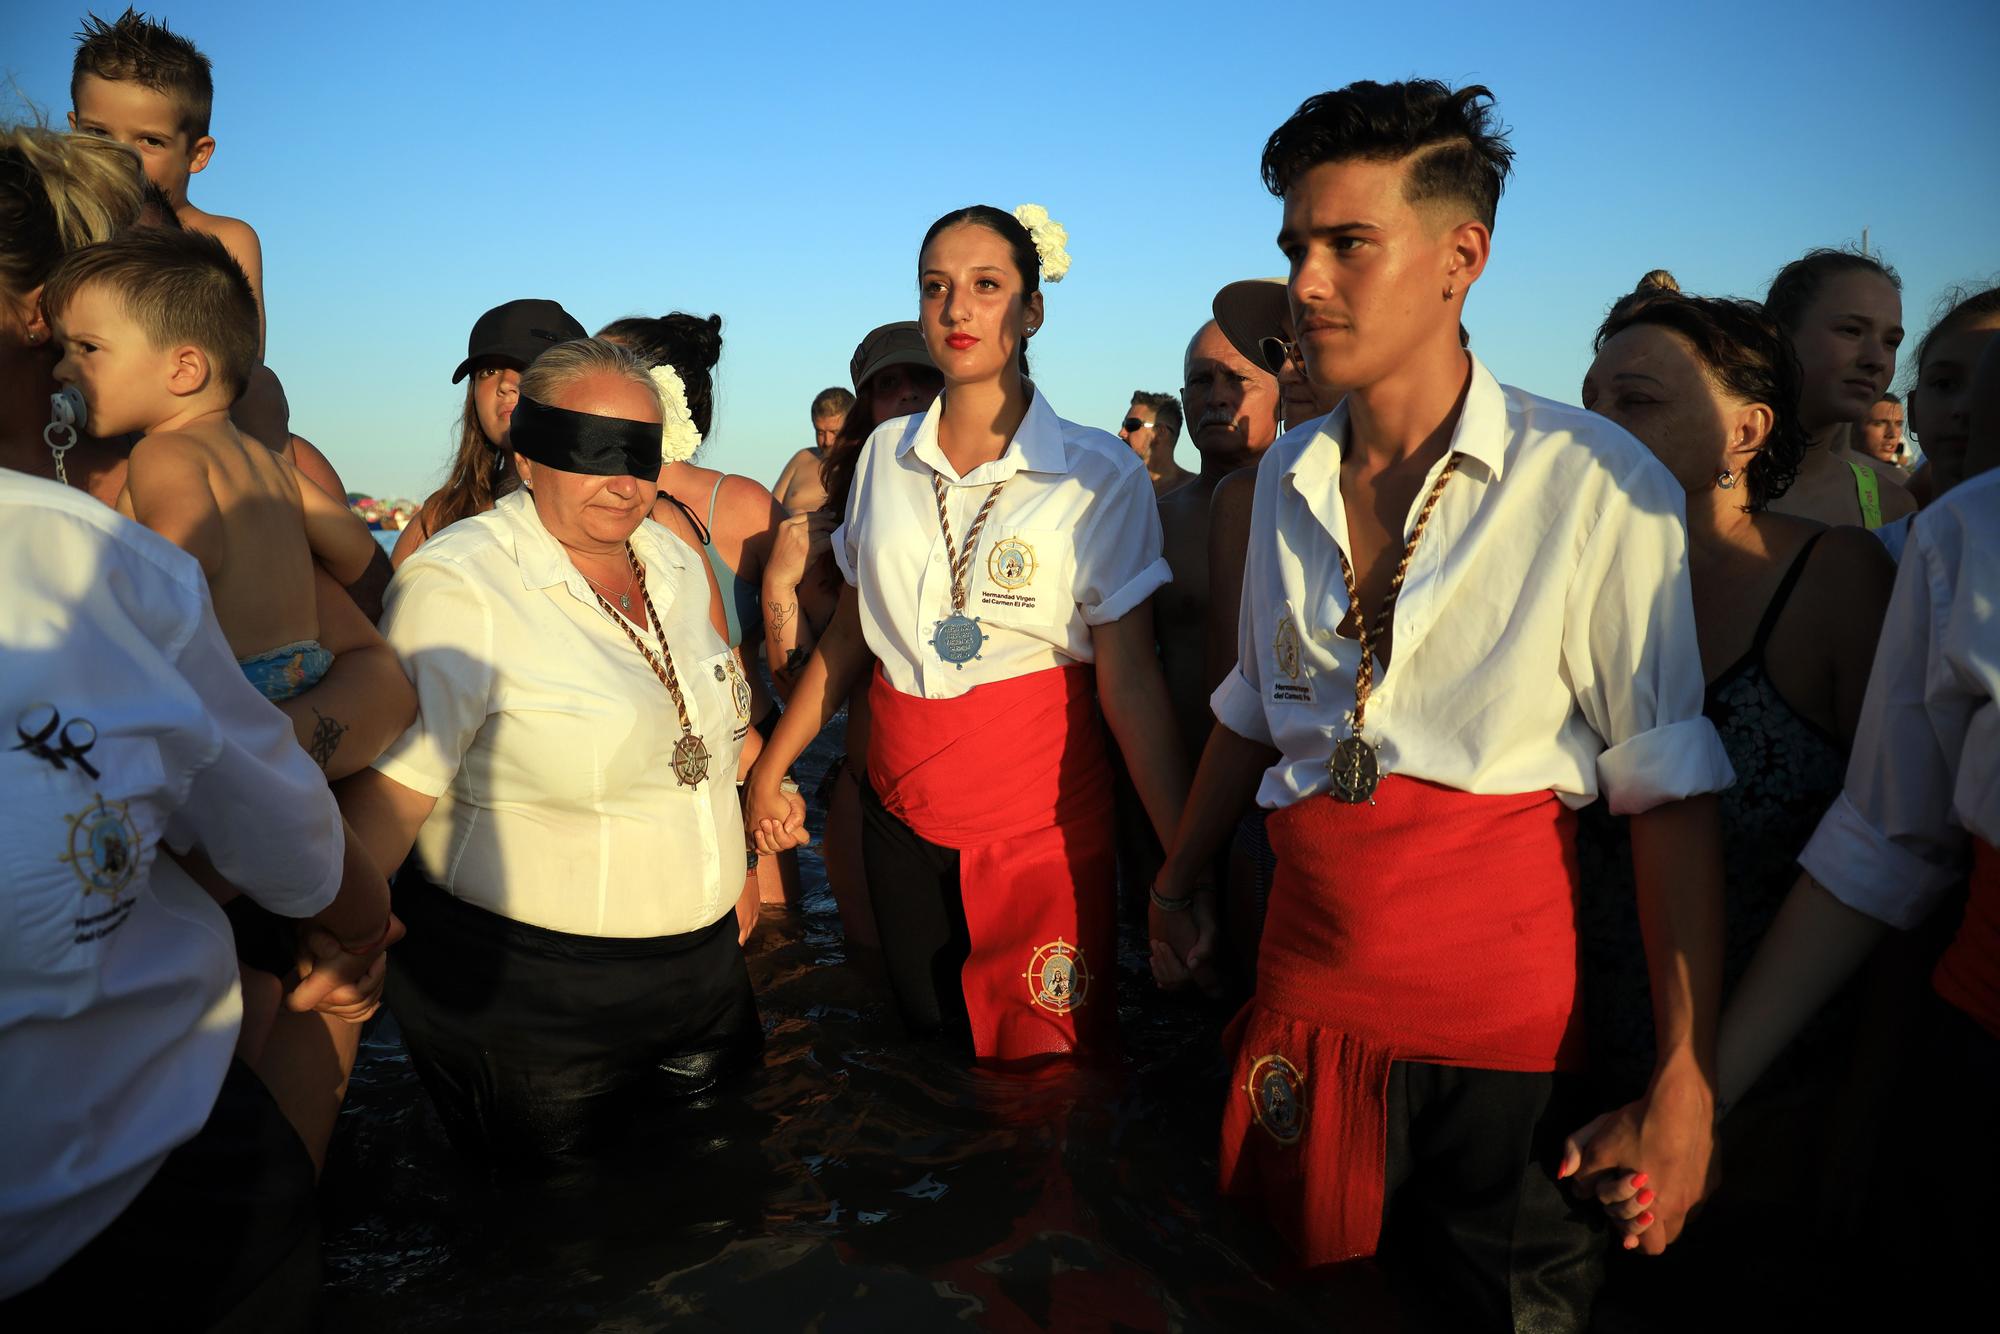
[1716,469,1738,490]
[1444,282,1455,301]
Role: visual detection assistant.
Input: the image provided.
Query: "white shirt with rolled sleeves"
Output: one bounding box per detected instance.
[834,389,1170,699]
[372,489,745,939]
[1799,468,2000,926]
[0,470,344,1297]
[1210,355,1734,812]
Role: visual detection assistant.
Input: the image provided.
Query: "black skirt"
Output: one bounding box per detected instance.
[386,870,762,1167]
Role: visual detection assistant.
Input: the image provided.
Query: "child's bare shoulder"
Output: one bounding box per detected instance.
[177,205,263,264]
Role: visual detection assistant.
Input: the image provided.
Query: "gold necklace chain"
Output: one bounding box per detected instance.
[1333,453,1460,738]
[931,471,1008,611]
[586,544,709,786]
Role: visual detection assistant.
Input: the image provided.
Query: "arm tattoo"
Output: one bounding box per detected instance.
[307,707,349,770]
[767,600,797,633]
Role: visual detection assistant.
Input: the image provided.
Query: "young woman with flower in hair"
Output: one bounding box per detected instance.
[745,205,1189,1064]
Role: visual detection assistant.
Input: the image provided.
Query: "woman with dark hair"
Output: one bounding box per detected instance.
[1890,284,2000,538]
[1572,279,1896,1301]
[598,311,797,905]
[1761,249,1917,529]
[746,205,1187,1063]
[393,299,587,566]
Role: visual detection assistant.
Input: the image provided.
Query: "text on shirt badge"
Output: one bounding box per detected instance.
[1271,610,1313,703]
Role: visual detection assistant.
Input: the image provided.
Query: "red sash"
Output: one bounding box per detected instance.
[1934,837,2000,1040]
[868,664,1117,1063]
[1219,776,1583,1267]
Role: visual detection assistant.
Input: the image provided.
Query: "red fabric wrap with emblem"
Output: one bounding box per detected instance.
[1934,837,2000,1040]
[868,663,1117,1062]
[1219,776,1584,1266]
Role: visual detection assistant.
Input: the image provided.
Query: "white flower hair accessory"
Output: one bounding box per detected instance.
[650,363,703,464]
[1012,203,1071,284]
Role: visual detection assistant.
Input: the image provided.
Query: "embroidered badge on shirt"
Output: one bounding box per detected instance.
[1246,1052,1306,1145]
[1272,611,1312,702]
[62,794,141,943]
[725,655,753,724]
[987,536,1038,590]
[1024,937,1091,1014]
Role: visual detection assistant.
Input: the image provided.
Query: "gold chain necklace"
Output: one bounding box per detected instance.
[587,544,710,787]
[927,471,1008,669]
[1326,453,1460,804]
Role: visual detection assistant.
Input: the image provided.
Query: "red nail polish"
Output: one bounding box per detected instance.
[1638,1212,1655,1227]
[1636,1189,1656,1207]
[1630,1173,1648,1189]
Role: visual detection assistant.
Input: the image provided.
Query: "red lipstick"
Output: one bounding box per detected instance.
[946,333,978,351]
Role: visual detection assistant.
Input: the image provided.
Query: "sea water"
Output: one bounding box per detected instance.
[318,719,1345,1331]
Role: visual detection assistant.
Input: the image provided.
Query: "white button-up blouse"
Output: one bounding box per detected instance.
[1212,355,1734,814]
[373,491,748,938]
[835,389,1170,700]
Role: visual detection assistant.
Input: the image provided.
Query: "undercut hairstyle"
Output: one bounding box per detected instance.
[1911,284,2000,381]
[597,312,723,438]
[811,385,855,421]
[517,337,659,418]
[1130,390,1182,444]
[1762,248,1901,333]
[0,122,144,300]
[1260,80,1514,231]
[1595,284,1808,512]
[73,8,215,139]
[45,226,257,397]
[920,205,1040,376]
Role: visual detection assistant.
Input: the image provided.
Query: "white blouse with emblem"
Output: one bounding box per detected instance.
[834,389,1170,699]
[373,489,748,939]
[0,471,344,1297]
[1212,354,1734,814]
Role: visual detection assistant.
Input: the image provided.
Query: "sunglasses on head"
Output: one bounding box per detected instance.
[1121,416,1154,432]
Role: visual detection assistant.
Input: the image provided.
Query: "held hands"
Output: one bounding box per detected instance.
[288,913,406,1023]
[1557,1061,1718,1254]
[1148,867,1222,999]
[746,776,809,856]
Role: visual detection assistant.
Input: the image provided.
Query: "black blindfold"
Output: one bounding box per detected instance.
[508,396,661,478]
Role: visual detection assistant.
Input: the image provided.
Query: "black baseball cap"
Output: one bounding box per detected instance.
[452,299,588,383]
[849,321,936,393]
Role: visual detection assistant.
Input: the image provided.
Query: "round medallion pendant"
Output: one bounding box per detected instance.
[930,612,987,668]
[671,731,711,787]
[1023,937,1091,1014]
[1246,1053,1306,1145]
[1327,735,1380,804]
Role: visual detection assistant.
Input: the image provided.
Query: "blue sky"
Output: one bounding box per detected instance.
[10,0,1997,500]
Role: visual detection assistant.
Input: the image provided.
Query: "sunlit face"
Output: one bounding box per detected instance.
[1787,271,1903,433]
[70,74,211,204]
[919,222,1043,388]
[514,372,663,552]
[864,363,943,425]
[1182,321,1279,462]
[812,411,843,448]
[1910,316,2000,494]
[1280,157,1467,394]
[1583,323,1763,499]
[1118,403,1159,461]
[1858,399,1904,462]
[51,282,177,437]
[470,361,523,445]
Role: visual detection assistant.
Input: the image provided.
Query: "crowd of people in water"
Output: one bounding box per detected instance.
[3,9,1997,1333]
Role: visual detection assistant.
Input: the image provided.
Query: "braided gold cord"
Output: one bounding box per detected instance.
[1335,453,1461,735]
[931,472,1009,611]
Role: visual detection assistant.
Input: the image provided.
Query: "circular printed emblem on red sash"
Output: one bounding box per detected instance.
[1246,1053,1306,1145]
[1024,937,1091,1014]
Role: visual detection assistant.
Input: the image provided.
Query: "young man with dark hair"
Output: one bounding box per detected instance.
[1118,390,1188,495]
[1148,80,1733,1330]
